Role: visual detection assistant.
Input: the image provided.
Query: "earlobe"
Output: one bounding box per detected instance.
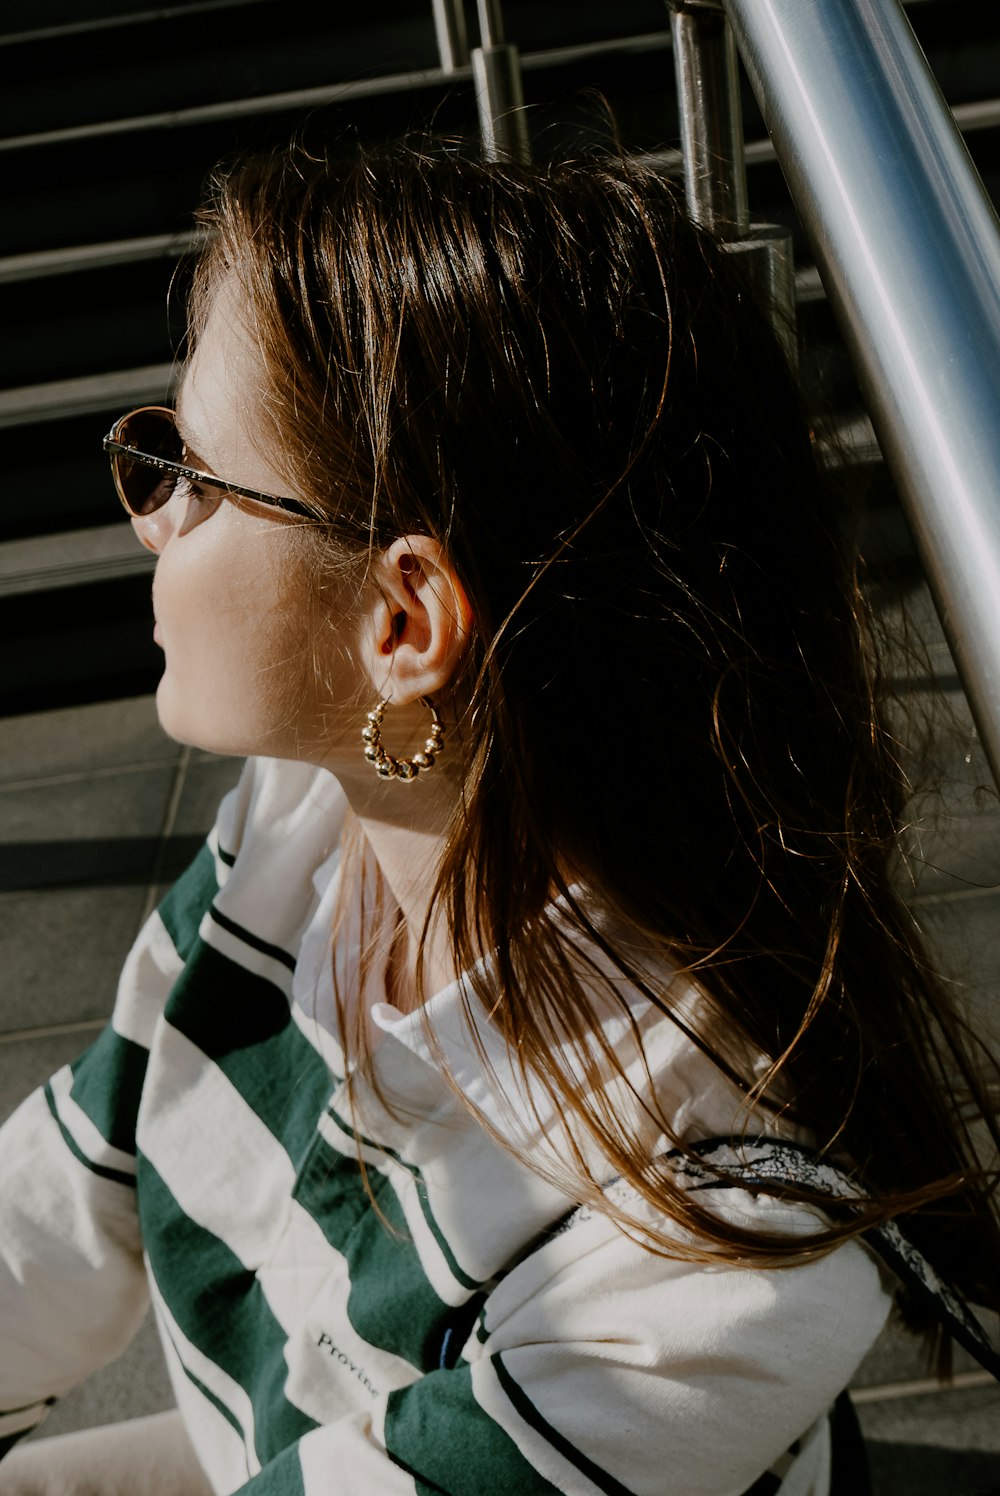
[364,536,472,704]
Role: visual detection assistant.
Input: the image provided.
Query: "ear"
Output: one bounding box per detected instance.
[362,536,473,704]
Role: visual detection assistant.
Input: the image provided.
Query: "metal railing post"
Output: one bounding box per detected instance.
[431,0,470,72]
[472,0,531,163]
[723,0,1000,791]
[667,1,796,362]
[669,0,748,237]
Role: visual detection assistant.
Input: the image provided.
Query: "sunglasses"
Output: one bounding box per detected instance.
[103,406,313,520]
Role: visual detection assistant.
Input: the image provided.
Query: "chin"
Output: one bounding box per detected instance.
[154,670,298,761]
[154,683,204,752]
[155,674,233,756]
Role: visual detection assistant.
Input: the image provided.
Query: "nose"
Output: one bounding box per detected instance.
[127,463,187,553]
[129,475,184,554]
[131,507,173,554]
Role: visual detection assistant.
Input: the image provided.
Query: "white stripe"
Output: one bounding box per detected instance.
[148,1274,260,1485]
[206,822,230,888]
[298,1415,418,1496]
[0,1402,51,1438]
[264,1198,419,1421]
[48,1067,136,1179]
[113,911,182,1048]
[139,1023,297,1269]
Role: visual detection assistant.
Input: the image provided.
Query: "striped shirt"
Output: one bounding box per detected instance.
[0,756,893,1494]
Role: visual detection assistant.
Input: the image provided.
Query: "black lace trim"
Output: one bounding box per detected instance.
[667,1135,1000,1382]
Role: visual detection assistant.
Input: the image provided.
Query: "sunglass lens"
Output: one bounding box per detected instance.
[115,409,181,516]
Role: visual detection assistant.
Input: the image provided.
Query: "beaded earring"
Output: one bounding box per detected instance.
[362,697,445,781]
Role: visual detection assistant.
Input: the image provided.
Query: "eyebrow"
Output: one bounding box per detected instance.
[173,410,215,477]
[166,405,313,519]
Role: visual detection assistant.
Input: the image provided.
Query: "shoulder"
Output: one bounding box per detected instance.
[473,1182,891,1495]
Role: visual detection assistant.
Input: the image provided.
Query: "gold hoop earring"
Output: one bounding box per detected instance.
[362,696,445,781]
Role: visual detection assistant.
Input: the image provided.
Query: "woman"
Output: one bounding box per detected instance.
[0,141,997,1495]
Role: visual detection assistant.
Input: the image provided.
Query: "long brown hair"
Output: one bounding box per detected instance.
[190,139,1000,1323]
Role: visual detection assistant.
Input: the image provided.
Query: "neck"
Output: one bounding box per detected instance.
[323,695,467,1010]
[355,814,456,1012]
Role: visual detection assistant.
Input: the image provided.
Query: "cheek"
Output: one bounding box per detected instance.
[150,521,315,757]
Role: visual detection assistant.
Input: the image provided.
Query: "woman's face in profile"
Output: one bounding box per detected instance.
[130,282,364,762]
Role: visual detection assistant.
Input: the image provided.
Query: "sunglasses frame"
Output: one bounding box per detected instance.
[103,406,314,520]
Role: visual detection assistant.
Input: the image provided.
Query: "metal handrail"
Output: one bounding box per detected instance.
[5,23,667,158]
[721,0,1000,791]
[471,0,531,162]
[668,3,797,363]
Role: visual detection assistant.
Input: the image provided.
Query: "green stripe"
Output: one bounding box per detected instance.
[158,842,219,960]
[384,1362,564,1495]
[493,1354,634,1496]
[44,1084,135,1189]
[244,1439,306,1495]
[138,1157,318,1465]
[348,1120,482,1292]
[295,1133,461,1371]
[165,943,333,1165]
[742,1474,782,1496]
[69,1026,148,1155]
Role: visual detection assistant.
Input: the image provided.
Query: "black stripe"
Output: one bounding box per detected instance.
[0,1429,35,1459]
[0,1396,55,1418]
[741,1473,782,1496]
[44,1084,136,1190]
[493,1352,636,1496]
[217,843,237,868]
[209,905,297,972]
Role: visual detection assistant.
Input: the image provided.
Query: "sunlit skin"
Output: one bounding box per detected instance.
[130,282,472,1008]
